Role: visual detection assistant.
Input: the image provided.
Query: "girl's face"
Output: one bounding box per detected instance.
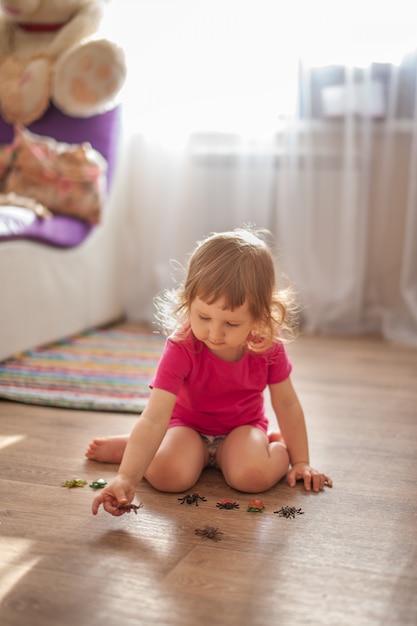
[190,296,255,361]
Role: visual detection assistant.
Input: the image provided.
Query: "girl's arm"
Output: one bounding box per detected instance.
[269,377,332,492]
[92,387,176,515]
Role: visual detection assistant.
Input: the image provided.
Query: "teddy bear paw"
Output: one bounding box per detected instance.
[52,40,126,117]
[0,55,52,125]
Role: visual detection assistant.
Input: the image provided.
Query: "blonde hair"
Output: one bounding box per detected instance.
[155,227,297,351]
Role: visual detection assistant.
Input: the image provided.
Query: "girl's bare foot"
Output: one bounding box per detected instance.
[85,435,129,464]
[268,431,285,444]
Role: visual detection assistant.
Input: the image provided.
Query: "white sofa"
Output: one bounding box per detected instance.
[0,193,126,361]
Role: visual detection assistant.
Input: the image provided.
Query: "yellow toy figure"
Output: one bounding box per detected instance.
[0,0,126,125]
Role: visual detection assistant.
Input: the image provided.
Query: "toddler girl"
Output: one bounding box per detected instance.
[87,227,332,515]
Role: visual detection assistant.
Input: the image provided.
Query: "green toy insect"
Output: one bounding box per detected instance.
[61,478,88,488]
[89,478,108,489]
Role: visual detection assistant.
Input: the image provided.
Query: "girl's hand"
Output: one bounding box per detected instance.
[287,463,333,492]
[91,475,136,516]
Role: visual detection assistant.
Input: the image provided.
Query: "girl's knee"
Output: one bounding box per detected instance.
[145,426,207,492]
[146,473,196,493]
[221,440,290,493]
[145,460,197,492]
[145,452,204,493]
[222,463,276,493]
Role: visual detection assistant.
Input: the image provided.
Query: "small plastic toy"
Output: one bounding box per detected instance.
[61,478,88,488]
[89,478,108,489]
[274,506,304,519]
[178,493,207,506]
[116,503,143,514]
[216,499,239,510]
[195,526,223,541]
[246,499,265,512]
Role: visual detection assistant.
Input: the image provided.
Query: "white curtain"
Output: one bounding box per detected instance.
[106,0,417,346]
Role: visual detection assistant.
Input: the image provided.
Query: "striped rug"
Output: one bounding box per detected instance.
[0,324,166,412]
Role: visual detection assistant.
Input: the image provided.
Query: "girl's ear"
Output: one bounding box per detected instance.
[248,323,262,340]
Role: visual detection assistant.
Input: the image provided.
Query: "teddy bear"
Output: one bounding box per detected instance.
[0,0,126,125]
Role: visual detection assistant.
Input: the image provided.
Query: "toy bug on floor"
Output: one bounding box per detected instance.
[274,506,304,519]
[246,499,265,512]
[195,526,223,541]
[61,478,88,488]
[89,478,108,489]
[216,499,239,510]
[178,493,207,506]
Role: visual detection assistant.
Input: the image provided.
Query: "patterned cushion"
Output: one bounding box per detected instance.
[0,104,119,247]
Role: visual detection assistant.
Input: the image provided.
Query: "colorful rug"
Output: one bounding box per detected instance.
[0,324,166,412]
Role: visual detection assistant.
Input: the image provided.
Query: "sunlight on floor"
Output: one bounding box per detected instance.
[0,538,40,601]
[0,434,25,450]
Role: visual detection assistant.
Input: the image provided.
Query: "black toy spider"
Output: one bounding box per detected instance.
[195,525,223,541]
[116,502,143,514]
[274,506,304,519]
[216,499,239,510]
[178,493,207,506]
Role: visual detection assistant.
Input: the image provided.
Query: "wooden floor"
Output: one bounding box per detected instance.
[1,332,416,626]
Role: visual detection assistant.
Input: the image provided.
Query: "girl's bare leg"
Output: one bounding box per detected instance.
[85,434,129,463]
[85,427,207,492]
[216,425,290,493]
[145,426,209,493]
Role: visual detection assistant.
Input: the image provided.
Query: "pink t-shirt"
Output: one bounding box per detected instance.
[150,336,292,436]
